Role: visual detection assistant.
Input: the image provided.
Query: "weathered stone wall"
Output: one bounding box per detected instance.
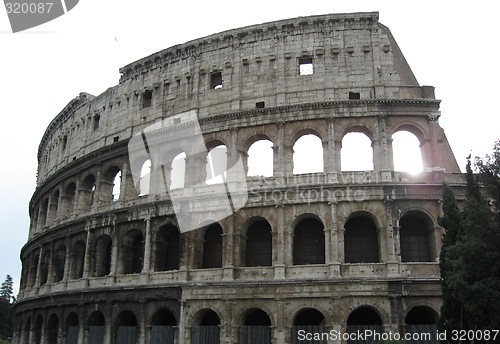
[15,11,465,344]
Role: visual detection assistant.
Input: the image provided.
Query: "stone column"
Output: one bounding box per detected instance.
[432,226,444,262]
[326,117,336,173]
[274,205,286,279]
[73,179,81,216]
[275,121,286,177]
[63,238,71,283]
[337,228,345,264]
[118,160,129,202]
[82,222,92,280]
[333,140,342,173]
[377,115,393,181]
[222,216,235,281]
[329,202,341,275]
[142,216,152,274]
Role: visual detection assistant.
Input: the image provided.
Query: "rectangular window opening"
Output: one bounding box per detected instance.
[142,90,153,108]
[62,136,67,151]
[113,136,119,143]
[299,57,313,75]
[349,91,361,100]
[93,114,100,130]
[210,72,223,89]
[255,101,265,109]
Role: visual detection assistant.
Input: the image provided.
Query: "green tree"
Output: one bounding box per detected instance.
[0,275,13,302]
[439,149,500,339]
[0,275,14,340]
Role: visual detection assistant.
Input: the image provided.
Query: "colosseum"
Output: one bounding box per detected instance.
[14,11,465,344]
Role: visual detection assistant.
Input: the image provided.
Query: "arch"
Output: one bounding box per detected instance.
[240,308,272,344]
[150,308,177,344]
[206,144,228,184]
[247,139,273,177]
[293,134,323,174]
[292,308,326,344]
[93,235,112,277]
[102,166,121,203]
[245,219,272,267]
[122,229,144,274]
[47,313,59,344]
[66,312,79,344]
[23,316,31,344]
[88,310,105,344]
[391,122,427,144]
[191,309,220,344]
[138,159,151,196]
[62,182,76,217]
[39,198,49,228]
[154,224,181,271]
[405,306,439,343]
[49,189,60,223]
[40,250,51,285]
[293,218,325,265]
[344,215,379,263]
[341,132,373,171]
[70,240,86,279]
[170,152,186,190]
[52,244,66,283]
[80,174,96,211]
[347,306,383,325]
[392,130,423,173]
[29,253,39,287]
[34,315,43,344]
[116,310,138,344]
[202,224,223,268]
[399,210,434,262]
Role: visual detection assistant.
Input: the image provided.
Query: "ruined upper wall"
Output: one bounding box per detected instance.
[36,12,436,185]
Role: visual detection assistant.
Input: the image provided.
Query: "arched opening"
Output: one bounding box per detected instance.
[240,309,272,344]
[347,307,383,343]
[150,308,177,344]
[245,220,272,267]
[341,132,373,171]
[247,139,273,177]
[116,311,138,344]
[23,317,31,344]
[66,312,79,344]
[392,131,423,173]
[40,251,51,285]
[170,152,186,190]
[49,190,60,223]
[88,311,105,344]
[206,145,227,184]
[344,216,379,263]
[102,166,121,203]
[293,218,325,265]
[292,308,325,344]
[34,315,43,344]
[63,183,76,217]
[122,230,144,274]
[400,212,433,262]
[191,309,220,344]
[405,306,439,343]
[138,159,151,196]
[29,254,39,287]
[93,235,112,277]
[39,198,49,228]
[293,134,323,174]
[52,245,66,283]
[80,174,96,211]
[70,240,86,279]
[47,314,59,344]
[154,224,181,271]
[202,224,223,268]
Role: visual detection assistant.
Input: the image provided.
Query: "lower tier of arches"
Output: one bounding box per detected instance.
[13,280,442,344]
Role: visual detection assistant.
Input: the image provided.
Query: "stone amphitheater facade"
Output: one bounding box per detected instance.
[14,12,466,344]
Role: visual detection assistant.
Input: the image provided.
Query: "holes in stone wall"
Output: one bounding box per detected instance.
[341,132,373,171]
[247,140,273,177]
[255,101,265,109]
[293,134,323,174]
[344,216,379,263]
[299,57,313,75]
[293,218,325,265]
[399,212,432,262]
[142,90,153,108]
[93,235,112,277]
[155,224,181,272]
[206,145,227,184]
[245,220,272,267]
[52,245,66,283]
[392,131,422,173]
[122,230,144,275]
[70,240,86,279]
[349,91,360,100]
[210,72,223,89]
[93,114,100,130]
[138,160,151,196]
[170,152,186,190]
[202,224,223,268]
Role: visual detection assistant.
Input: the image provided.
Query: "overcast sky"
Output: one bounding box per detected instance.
[1,1,498,295]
